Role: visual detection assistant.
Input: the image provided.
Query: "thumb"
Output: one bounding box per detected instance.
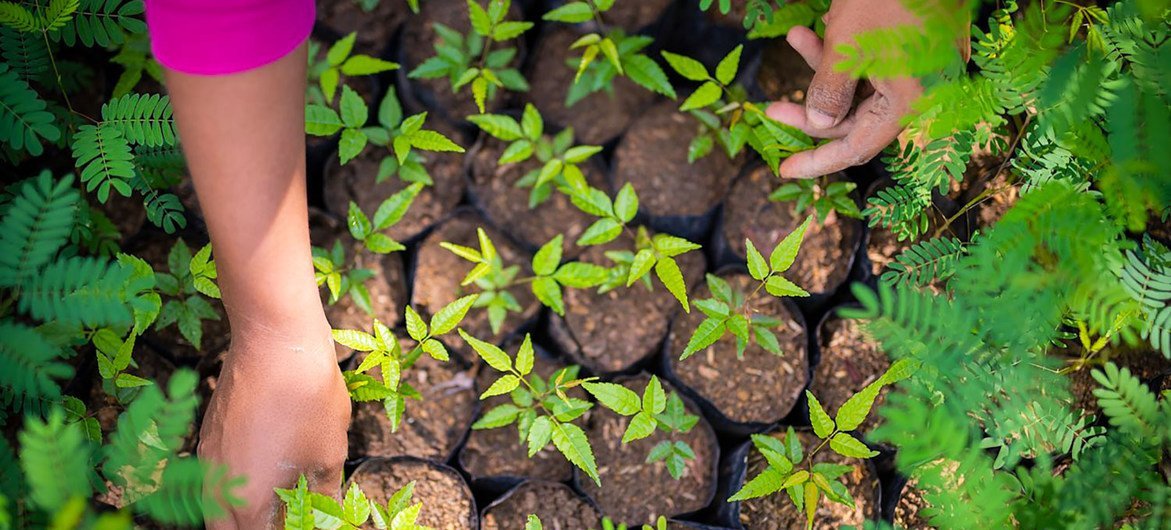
[805,44,858,129]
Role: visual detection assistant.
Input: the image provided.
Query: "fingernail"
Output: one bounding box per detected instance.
[808,108,836,129]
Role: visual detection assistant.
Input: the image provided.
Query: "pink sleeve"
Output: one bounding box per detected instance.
[146,0,316,75]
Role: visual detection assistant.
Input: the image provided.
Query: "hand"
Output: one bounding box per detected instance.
[199,317,351,529]
[767,0,928,179]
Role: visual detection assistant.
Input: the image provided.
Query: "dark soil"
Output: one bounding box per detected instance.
[346,457,477,529]
[549,230,707,374]
[756,38,815,104]
[318,0,410,54]
[961,169,1018,231]
[94,192,146,242]
[309,213,410,361]
[721,166,861,294]
[1061,344,1171,418]
[322,120,466,243]
[892,478,935,530]
[468,136,604,254]
[812,316,890,434]
[580,374,719,526]
[411,210,539,345]
[666,273,808,425]
[602,0,673,31]
[703,1,749,28]
[347,340,478,461]
[399,0,522,121]
[459,341,578,482]
[613,102,743,218]
[481,480,600,530]
[526,28,657,145]
[739,430,880,529]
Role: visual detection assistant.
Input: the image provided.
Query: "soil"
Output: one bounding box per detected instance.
[526,28,657,145]
[1148,214,1171,244]
[309,213,410,361]
[812,316,890,434]
[756,38,815,104]
[579,374,719,526]
[703,1,749,29]
[892,478,936,530]
[321,119,466,243]
[318,0,410,54]
[865,224,903,277]
[549,230,707,374]
[666,273,808,425]
[347,339,478,460]
[93,191,146,242]
[468,136,605,255]
[459,341,579,482]
[601,0,673,31]
[399,0,522,121]
[961,169,1018,231]
[411,210,540,346]
[346,457,477,529]
[613,102,743,218]
[1060,344,1171,418]
[738,430,879,530]
[721,166,861,294]
[481,480,601,530]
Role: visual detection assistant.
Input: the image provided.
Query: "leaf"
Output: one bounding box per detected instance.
[613,183,639,223]
[551,422,599,485]
[622,411,656,443]
[468,114,524,141]
[681,317,726,360]
[553,262,609,288]
[651,234,701,257]
[533,235,563,276]
[347,201,372,240]
[806,391,835,438]
[746,240,769,280]
[835,380,883,431]
[333,329,378,351]
[404,306,427,341]
[467,0,491,35]
[480,374,520,399]
[729,467,785,501]
[407,129,464,153]
[526,514,543,530]
[421,338,449,361]
[680,81,722,111]
[716,44,743,85]
[627,248,656,287]
[327,33,357,66]
[600,38,622,73]
[643,376,667,414]
[305,104,343,136]
[765,275,809,298]
[343,482,371,525]
[430,294,479,335]
[340,86,369,128]
[543,1,592,22]
[339,128,369,164]
[655,257,689,312]
[515,335,534,376]
[341,55,399,76]
[473,403,520,429]
[459,329,512,372]
[770,215,812,272]
[472,76,489,113]
[583,382,641,415]
[623,53,676,98]
[492,21,532,41]
[661,51,709,81]
[527,415,553,457]
[829,432,877,458]
[576,218,622,246]
[373,182,423,231]
[532,276,565,316]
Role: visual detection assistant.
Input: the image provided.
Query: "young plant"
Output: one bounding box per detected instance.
[154,240,222,351]
[306,84,464,166]
[597,515,669,530]
[334,295,477,429]
[680,217,812,360]
[277,475,431,530]
[768,177,862,223]
[729,359,916,529]
[542,1,676,104]
[409,0,532,112]
[306,33,399,105]
[459,332,601,484]
[440,227,525,334]
[345,182,425,254]
[312,241,377,314]
[583,376,701,480]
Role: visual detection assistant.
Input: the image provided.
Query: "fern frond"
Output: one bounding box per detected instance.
[18,256,133,327]
[0,26,51,82]
[835,23,962,79]
[104,369,199,500]
[0,2,37,32]
[1091,362,1161,437]
[0,171,78,288]
[72,123,136,203]
[0,321,72,414]
[40,0,79,32]
[1120,245,1171,358]
[101,93,177,147]
[880,236,965,288]
[0,63,60,156]
[137,457,238,525]
[134,144,186,186]
[49,0,145,47]
[863,181,932,241]
[132,178,186,234]
[17,408,92,512]
[1014,127,1093,193]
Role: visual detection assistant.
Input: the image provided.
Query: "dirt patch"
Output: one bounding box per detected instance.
[756,38,814,104]
[412,210,539,346]
[468,136,604,254]
[459,343,579,482]
[347,457,476,529]
[318,0,409,54]
[613,102,742,218]
[667,273,808,425]
[721,166,860,294]
[94,191,146,242]
[481,480,600,530]
[526,28,657,145]
[579,374,719,526]
[347,340,478,461]
[813,316,890,434]
[549,230,706,374]
[892,478,935,530]
[602,0,673,30]
[739,430,879,529]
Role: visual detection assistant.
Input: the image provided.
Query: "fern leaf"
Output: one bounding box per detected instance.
[0,2,37,32]
[1119,246,1171,358]
[0,171,78,288]
[863,181,932,241]
[18,408,92,511]
[1091,362,1160,437]
[0,321,72,414]
[104,369,199,501]
[1,26,51,82]
[50,0,145,47]
[101,93,177,147]
[18,256,134,327]
[72,123,136,203]
[0,63,61,156]
[134,144,186,185]
[137,457,238,525]
[41,0,79,32]
[881,236,965,288]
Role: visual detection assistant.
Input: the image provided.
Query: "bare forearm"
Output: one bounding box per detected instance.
[164,43,322,336]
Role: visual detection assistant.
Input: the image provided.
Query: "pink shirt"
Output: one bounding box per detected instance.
[145,0,315,75]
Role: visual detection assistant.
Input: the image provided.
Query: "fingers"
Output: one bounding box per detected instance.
[766,101,853,139]
[779,92,904,179]
[786,26,823,68]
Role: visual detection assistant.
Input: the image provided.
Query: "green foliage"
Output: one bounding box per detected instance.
[18,408,91,511]
[0,171,78,288]
[278,476,432,530]
[880,236,966,288]
[307,33,399,105]
[313,240,377,312]
[153,240,221,349]
[583,377,700,479]
[769,177,861,223]
[1119,239,1171,358]
[49,0,145,47]
[0,63,61,156]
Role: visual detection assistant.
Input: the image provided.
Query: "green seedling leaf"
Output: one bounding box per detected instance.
[770,216,812,272]
[583,382,641,416]
[806,391,834,438]
[716,44,743,85]
[459,329,512,372]
[746,239,769,280]
[661,51,709,81]
[829,432,878,458]
[430,294,479,335]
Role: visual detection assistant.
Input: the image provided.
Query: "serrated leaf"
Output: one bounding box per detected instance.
[543,1,592,22]
[746,240,768,280]
[533,235,563,276]
[306,104,343,136]
[404,306,427,341]
[765,275,809,298]
[627,248,656,287]
[807,391,834,438]
[515,335,534,376]
[835,380,882,432]
[333,329,378,351]
[467,113,523,139]
[421,338,449,361]
[532,276,565,316]
[481,374,520,399]
[474,403,520,430]
[715,44,743,85]
[613,183,638,223]
[729,467,786,501]
[661,51,709,81]
[527,415,553,456]
[655,257,689,312]
[551,421,598,485]
[680,81,722,111]
[459,329,512,372]
[770,215,812,272]
[622,411,656,443]
[681,317,726,360]
[583,382,641,416]
[829,432,877,458]
[576,218,622,246]
[431,294,479,335]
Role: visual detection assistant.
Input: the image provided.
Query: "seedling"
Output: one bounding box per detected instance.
[277,476,432,530]
[306,34,399,105]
